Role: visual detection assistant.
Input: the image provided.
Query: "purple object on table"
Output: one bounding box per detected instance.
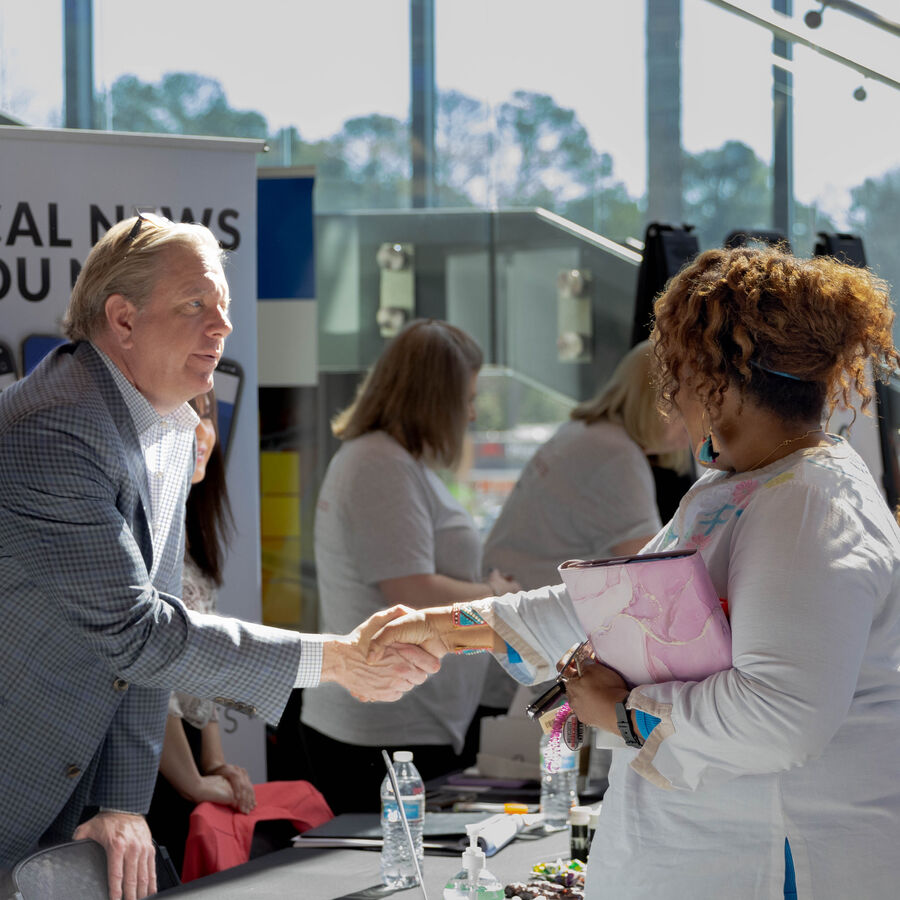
[443,775,531,789]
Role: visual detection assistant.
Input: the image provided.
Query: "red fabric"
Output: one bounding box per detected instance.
[181,780,333,882]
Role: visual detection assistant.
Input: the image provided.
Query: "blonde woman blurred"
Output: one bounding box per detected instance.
[484,340,690,592]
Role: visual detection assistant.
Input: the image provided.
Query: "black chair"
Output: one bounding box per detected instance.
[2,838,181,899]
[4,839,108,899]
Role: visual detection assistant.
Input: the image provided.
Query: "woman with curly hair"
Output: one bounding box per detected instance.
[367,246,900,899]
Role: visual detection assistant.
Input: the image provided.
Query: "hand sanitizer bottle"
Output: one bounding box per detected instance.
[443,824,505,900]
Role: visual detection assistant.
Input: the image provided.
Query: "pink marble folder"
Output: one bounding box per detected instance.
[558,550,732,687]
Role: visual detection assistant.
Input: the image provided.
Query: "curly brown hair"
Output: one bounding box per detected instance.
[650,246,900,423]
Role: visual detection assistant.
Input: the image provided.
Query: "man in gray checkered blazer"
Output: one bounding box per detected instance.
[0,215,438,900]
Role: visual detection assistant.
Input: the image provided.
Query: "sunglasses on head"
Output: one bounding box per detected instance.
[126,209,169,242]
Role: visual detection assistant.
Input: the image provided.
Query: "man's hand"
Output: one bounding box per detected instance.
[564,660,629,735]
[321,606,442,702]
[73,811,156,900]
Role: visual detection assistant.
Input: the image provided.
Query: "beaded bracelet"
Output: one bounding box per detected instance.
[451,603,486,628]
[451,603,489,654]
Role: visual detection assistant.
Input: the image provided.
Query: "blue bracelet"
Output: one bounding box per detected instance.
[633,709,661,740]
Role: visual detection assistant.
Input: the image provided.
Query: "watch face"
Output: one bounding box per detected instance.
[562,712,585,751]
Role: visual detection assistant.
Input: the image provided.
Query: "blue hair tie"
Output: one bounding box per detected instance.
[749,359,805,382]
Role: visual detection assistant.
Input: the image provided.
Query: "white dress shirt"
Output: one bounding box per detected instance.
[95,346,323,689]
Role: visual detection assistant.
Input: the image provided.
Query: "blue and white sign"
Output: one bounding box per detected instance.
[257,167,317,386]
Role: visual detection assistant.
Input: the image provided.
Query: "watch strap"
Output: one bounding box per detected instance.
[615,700,643,748]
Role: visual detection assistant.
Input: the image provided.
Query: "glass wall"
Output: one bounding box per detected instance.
[792,42,900,290]
[0,1,63,126]
[4,0,898,251]
[53,0,897,302]
[92,0,412,210]
[435,1,646,241]
[681,0,776,249]
[4,0,900,626]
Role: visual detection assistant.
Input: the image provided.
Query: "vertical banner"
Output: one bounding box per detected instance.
[256,168,318,638]
[0,125,267,779]
[257,167,317,387]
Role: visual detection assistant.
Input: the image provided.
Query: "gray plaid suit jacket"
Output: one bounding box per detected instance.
[0,342,304,866]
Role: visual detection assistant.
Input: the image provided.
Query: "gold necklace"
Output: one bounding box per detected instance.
[749,428,824,471]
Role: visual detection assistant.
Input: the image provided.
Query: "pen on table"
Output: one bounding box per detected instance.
[452,801,533,814]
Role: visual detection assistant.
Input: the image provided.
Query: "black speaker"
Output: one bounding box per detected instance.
[630,223,700,347]
[875,378,900,513]
[813,232,867,268]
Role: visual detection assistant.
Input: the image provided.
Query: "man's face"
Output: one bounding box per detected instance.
[124,243,232,413]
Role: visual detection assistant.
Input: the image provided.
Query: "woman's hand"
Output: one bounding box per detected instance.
[362,604,504,664]
[564,660,629,735]
[205,762,255,814]
[487,569,522,596]
[363,606,455,662]
[191,774,237,807]
[353,605,447,671]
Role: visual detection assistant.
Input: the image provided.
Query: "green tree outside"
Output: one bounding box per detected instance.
[103,71,883,280]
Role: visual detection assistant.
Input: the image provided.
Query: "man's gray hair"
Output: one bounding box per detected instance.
[63,215,225,342]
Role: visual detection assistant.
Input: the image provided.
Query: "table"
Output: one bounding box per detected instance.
[157,821,570,899]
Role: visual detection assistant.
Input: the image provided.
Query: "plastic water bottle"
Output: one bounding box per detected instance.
[539,733,578,831]
[443,824,505,900]
[380,750,425,888]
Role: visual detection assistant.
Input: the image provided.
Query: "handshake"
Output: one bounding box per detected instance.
[322,604,480,702]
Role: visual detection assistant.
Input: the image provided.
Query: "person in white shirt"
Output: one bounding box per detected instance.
[484,339,690,590]
[300,319,519,814]
[365,245,900,900]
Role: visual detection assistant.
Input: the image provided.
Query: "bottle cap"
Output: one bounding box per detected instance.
[392,750,413,763]
[568,806,591,826]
